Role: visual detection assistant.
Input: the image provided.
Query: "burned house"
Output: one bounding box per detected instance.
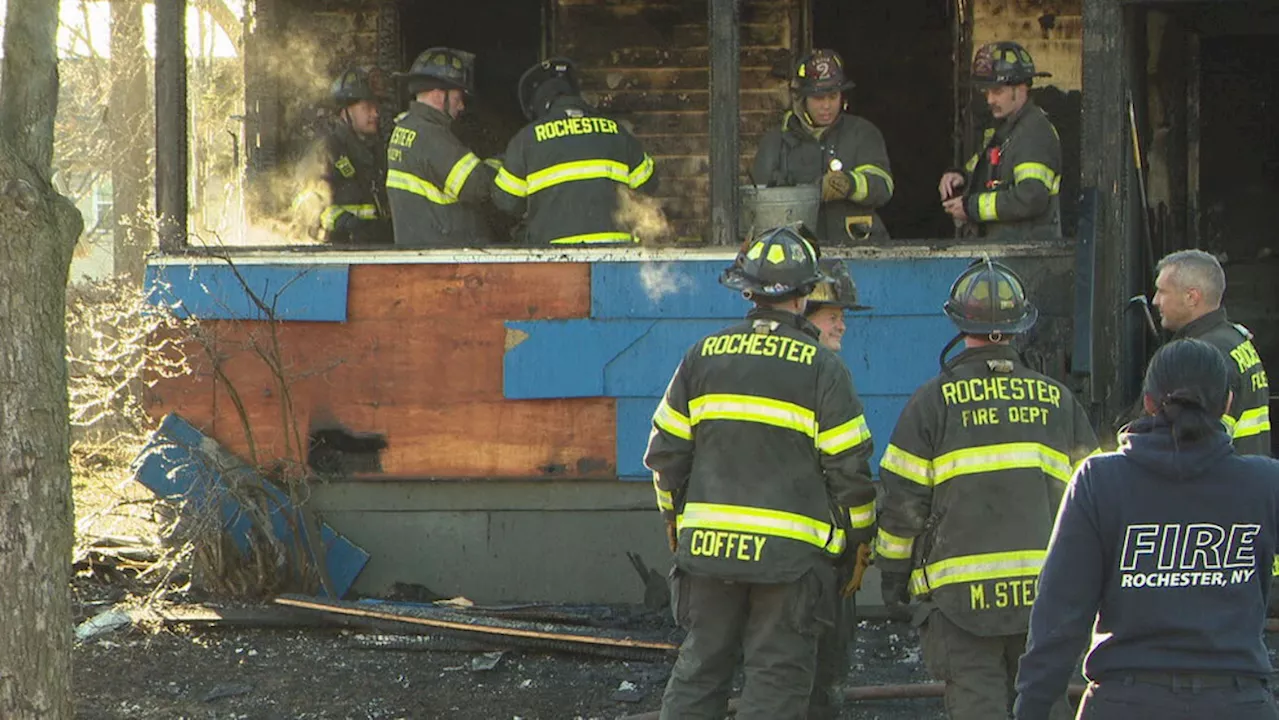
[144,0,1275,603]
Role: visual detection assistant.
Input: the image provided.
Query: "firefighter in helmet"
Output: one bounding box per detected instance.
[292,67,392,245]
[751,49,894,244]
[646,224,877,719]
[387,47,499,246]
[940,42,1062,241]
[802,256,873,719]
[492,57,657,246]
[874,258,1098,720]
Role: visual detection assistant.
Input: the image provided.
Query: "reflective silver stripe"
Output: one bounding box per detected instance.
[933,442,1071,484]
[629,154,655,188]
[848,501,875,529]
[854,164,894,196]
[494,167,528,197]
[688,393,817,438]
[653,399,692,440]
[977,192,998,221]
[526,159,629,194]
[1233,407,1272,439]
[444,152,481,199]
[653,474,674,512]
[386,169,453,204]
[816,415,871,455]
[909,550,1046,595]
[678,502,844,555]
[880,444,932,486]
[875,528,913,561]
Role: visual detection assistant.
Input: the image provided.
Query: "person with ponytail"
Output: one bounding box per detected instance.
[1015,339,1279,720]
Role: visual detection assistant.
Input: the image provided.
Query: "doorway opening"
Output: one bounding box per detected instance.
[811,0,957,240]
[1134,0,1278,452]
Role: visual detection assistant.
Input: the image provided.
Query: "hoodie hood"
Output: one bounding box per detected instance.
[1117,414,1234,480]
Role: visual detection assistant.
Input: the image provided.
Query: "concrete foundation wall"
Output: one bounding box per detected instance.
[310,479,896,606]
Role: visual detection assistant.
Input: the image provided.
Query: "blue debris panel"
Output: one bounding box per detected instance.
[507,258,974,480]
[133,413,369,599]
[145,263,350,322]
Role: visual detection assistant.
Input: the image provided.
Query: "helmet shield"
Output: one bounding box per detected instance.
[943,258,1038,334]
[720,224,825,300]
[971,41,1049,89]
[398,47,477,95]
[794,49,855,97]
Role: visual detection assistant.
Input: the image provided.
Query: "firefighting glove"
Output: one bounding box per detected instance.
[821,169,853,203]
[880,570,912,616]
[664,519,678,553]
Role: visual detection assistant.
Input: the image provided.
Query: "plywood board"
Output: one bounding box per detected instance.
[347,264,591,322]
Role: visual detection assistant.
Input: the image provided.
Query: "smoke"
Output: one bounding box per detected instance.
[613,185,673,247]
[638,262,694,304]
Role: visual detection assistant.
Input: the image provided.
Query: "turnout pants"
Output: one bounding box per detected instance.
[660,567,832,720]
[921,609,1072,720]
[808,585,856,719]
[1078,675,1276,720]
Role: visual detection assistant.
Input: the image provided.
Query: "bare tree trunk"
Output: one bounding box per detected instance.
[0,0,85,718]
[109,0,153,281]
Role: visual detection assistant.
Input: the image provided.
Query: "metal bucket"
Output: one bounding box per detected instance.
[738,184,821,237]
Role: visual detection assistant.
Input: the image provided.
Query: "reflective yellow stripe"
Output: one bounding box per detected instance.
[964,153,979,173]
[910,550,1046,595]
[550,232,636,245]
[847,170,869,203]
[816,415,871,455]
[1013,162,1061,195]
[495,167,528,197]
[848,500,875,530]
[629,154,655,188]
[854,164,894,196]
[444,152,480,199]
[1233,406,1272,440]
[875,528,913,561]
[1221,414,1238,434]
[880,444,933,487]
[976,192,999,221]
[653,399,692,441]
[387,169,454,204]
[482,157,503,170]
[678,502,845,555]
[688,393,816,437]
[653,474,675,512]
[527,159,630,194]
[320,204,377,230]
[933,442,1072,484]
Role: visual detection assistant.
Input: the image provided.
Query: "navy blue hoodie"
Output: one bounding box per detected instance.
[1014,416,1278,720]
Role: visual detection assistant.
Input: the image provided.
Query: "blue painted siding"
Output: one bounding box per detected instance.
[134,413,369,598]
[145,264,350,322]
[508,258,974,480]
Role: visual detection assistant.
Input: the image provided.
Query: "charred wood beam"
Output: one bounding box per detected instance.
[155,0,189,250]
[708,0,740,245]
[1081,0,1138,434]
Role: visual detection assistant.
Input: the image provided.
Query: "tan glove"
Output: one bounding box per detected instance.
[665,519,678,553]
[821,170,853,202]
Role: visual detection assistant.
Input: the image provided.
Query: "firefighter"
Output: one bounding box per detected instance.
[751,49,894,244]
[874,258,1099,720]
[1151,249,1272,456]
[802,256,873,720]
[939,42,1062,241]
[1014,339,1278,720]
[492,57,658,246]
[645,224,877,720]
[293,67,391,245]
[387,47,498,246]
